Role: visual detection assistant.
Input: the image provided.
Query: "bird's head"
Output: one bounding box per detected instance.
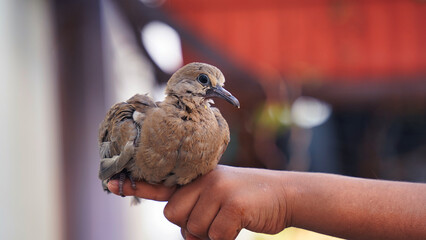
[165,62,240,108]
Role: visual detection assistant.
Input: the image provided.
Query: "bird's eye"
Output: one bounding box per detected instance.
[197,74,210,85]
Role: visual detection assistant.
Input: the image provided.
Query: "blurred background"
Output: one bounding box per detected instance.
[1,0,425,239]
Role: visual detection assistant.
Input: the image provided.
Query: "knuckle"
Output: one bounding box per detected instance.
[229,196,243,206]
[227,197,246,215]
[209,176,228,192]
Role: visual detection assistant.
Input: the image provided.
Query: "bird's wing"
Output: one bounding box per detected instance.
[210,107,231,168]
[98,94,157,181]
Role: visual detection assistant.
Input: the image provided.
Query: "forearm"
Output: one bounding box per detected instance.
[283,172,426,239]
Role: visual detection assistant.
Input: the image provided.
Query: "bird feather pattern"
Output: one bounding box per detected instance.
[98,62,240,202]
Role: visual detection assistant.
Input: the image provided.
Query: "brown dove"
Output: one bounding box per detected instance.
[98,62,239,202]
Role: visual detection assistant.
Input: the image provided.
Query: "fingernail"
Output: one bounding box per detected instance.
[181,228,186,238]
[186,233,200,240]
[108,180,119,187]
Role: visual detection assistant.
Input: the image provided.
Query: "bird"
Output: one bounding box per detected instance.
[98,62,240,203]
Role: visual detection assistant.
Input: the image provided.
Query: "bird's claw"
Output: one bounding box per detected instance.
[111,168,136,197]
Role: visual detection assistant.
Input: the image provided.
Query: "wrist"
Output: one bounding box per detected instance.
[277,171,298,228]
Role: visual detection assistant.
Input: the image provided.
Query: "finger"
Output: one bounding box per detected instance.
[186,193,221,239]
[163,182,202,228]
[108,180,176,201]
[208,207,242,240]
[186,232,203,240]
[181,229,203,240]
[181,228,186,239]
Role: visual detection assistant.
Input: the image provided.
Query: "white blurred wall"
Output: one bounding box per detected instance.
[0,0,63,239]
[101,1,182,239]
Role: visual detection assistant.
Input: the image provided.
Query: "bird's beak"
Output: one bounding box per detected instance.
[206,86,240,108]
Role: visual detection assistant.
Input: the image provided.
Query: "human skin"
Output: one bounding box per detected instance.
[108,165,426,240]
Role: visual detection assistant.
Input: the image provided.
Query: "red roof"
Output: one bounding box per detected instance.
[163,0,426,83]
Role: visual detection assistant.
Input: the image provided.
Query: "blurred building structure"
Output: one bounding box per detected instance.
[164,0,425,92]
[161,0,426,179]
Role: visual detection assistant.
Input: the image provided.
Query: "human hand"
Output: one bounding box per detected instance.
[164,165,290,240]
[108,165,290,240]
[109,165,426,240]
